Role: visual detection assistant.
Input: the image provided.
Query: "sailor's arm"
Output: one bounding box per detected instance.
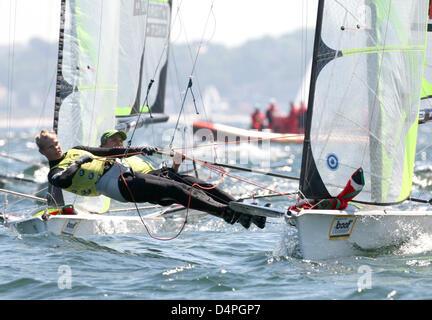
[74,146,158,157]
[48,154,93,188]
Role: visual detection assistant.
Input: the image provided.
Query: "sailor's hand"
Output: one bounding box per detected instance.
[139,146,158,156]
[172,152,185,171]
[75,154,93,166]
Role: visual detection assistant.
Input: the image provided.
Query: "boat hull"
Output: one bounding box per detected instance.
[2,208,200,237]
[287,209,432,260]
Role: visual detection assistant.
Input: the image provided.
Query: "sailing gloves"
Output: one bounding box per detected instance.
[75,154,93,166]
[139,146,158,156]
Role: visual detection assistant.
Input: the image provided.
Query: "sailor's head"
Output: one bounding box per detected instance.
[35,129,63,161]
[100,129,127,148]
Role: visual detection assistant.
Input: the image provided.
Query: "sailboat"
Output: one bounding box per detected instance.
[1,0,201,236]
[231,0,432,259]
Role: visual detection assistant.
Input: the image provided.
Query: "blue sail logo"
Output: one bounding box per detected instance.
[326,153,339,170]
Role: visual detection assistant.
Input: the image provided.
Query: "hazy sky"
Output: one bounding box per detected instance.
[0,0,318,47]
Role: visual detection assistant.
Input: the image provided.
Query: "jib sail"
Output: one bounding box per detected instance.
[300,0,428,205]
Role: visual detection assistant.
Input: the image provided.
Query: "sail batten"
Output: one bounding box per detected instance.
[300,0,429,205]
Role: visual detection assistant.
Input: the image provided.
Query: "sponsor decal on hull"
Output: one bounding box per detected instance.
[329,216,357,240]
[61,219,81,236]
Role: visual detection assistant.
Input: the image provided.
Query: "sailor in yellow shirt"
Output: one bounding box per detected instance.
[36,129,266,229]
[100,129,156,174]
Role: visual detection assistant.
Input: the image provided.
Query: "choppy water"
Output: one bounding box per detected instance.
[2,121,432,301]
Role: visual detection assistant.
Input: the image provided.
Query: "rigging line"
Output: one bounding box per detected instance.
[169,5,217,161]
[186,5,217,121]
[137,0,153,120]
[124,0,153,150]
[37,66,58,132]
[189,0,216,77]
[169,77,194,148]
[179,154,297,201]
[155,150,298,201]
[169,0,216,146]
[169,0,184,44]
[126,79,155,149]
[116,161,190,241]
[165,149,360,199]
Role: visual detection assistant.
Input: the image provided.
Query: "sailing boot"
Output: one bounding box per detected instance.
[251,216,266,229]
[221,207,241,224]
[238,214,252,229]
[221,207,253,229]
[221,207,265,229]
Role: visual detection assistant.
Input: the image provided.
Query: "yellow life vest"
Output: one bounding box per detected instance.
[52,149,105,197]
[123,155,154,174]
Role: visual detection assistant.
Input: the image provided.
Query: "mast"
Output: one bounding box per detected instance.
[52,0,65,134]
[299,0,331,200]
[47,0,68,207]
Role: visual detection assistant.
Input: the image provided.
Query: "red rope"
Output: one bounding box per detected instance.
[115,161,188,241]
[93,147,296,241]
[182,154,297,201]
[115,159,228,241]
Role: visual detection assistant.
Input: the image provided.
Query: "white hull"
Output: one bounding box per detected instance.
[287,209,432,260]
[229,201,432,260]
[2,208,203,238]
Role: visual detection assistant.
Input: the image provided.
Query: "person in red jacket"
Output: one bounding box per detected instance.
[286,101,300,133]
[251,108,266,131]
[265,98,279,130]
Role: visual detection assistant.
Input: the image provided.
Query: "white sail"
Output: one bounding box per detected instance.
[300,0,429,204]
[58,0,119,150]
[116,0,171,128]
[52,0,171,212]
[420,4,432,108]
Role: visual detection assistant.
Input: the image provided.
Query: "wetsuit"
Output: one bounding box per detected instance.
[48,146,265,229]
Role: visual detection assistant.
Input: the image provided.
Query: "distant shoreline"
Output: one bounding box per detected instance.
[0,114,249,129]
[0,118,52,128]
